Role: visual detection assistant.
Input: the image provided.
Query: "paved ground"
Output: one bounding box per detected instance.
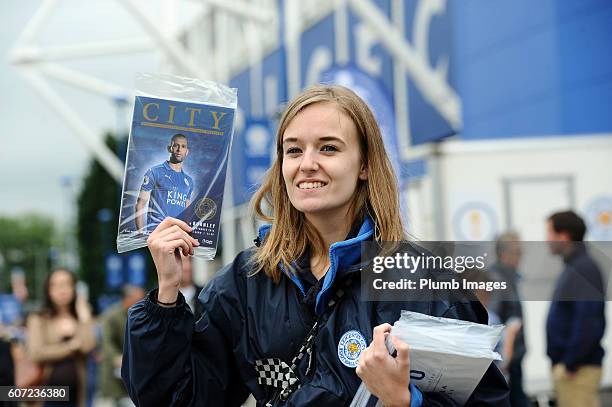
[604,388,612,405]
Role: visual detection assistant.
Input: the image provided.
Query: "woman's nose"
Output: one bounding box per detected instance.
[299,149,319,172]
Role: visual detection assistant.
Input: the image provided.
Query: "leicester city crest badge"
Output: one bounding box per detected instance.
[195,197,217,221]
[337,330,367,368]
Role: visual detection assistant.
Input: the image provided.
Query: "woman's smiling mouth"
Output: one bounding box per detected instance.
[297,181,327,190]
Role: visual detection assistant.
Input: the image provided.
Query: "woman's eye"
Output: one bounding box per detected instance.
[321,145,338,152]
[285,147,301,154]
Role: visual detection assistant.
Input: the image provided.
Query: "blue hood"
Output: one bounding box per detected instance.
[256,217,374,315]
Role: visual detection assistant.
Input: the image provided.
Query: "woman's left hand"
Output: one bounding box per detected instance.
[75,297,92,323]
[356,323,412,407]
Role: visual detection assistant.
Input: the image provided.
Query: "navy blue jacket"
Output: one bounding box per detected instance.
[122,218,509,406]
[546,245,606,372]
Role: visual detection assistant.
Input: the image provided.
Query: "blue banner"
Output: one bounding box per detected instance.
[126,252,147,286]
[231,119,275,206]
[105,253,124,288]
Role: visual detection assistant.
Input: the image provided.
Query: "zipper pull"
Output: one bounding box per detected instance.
[306,345,315,376]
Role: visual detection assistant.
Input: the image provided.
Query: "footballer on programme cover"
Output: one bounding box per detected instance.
[117,90,236,258]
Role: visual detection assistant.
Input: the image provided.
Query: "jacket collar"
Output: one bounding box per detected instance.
[256,217,374,315]
[563,242,586,264]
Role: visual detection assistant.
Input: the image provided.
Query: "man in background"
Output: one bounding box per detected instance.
[489,232,528,407]
[99,284,145,406]
[546,210,606,407]
[179,256,204,320]
[0,335,14,405]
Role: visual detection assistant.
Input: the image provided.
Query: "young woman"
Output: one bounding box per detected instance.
[26,269,96,407]
[122,85,509,406]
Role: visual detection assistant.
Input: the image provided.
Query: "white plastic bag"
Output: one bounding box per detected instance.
[350,311,503,407]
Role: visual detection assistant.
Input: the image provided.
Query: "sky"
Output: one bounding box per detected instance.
[0,0,196,226]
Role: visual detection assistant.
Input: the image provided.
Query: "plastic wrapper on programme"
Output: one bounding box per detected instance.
[117,72,237,259]
[350,311,503,407]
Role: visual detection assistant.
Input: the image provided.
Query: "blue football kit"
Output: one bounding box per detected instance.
[140,161,194,231]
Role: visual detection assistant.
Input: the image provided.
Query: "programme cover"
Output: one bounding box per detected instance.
[117,74,237,259]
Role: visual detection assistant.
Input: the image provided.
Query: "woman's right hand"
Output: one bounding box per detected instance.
[55,317,77,338]
[147,218,200,305]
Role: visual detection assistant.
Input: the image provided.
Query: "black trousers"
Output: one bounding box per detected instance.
[508,359,529,407]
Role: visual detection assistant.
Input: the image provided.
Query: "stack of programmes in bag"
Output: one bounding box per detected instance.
[117,73,237,260]
[351,310,503,407]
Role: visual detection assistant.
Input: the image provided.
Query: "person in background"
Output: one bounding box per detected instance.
[462,269,522,373]
[179,255,204,319]
[0,332,15,407]
[98,284,145,407]
[546,210,606,407]
[26,269,96,407]
[0,269,24,394]
[11,268,29,304]
[489,232,529,407]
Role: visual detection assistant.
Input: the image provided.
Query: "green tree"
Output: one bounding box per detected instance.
[0,214,55,300]
[76,133,120,310]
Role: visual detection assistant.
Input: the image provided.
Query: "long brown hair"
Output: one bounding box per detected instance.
[251,85,405,282]
[41,268,78,319]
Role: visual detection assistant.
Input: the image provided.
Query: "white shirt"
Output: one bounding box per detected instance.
[180,285,197,313]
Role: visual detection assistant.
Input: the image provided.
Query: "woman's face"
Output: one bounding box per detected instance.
[282,102,367,221]
[48,270,75,308]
